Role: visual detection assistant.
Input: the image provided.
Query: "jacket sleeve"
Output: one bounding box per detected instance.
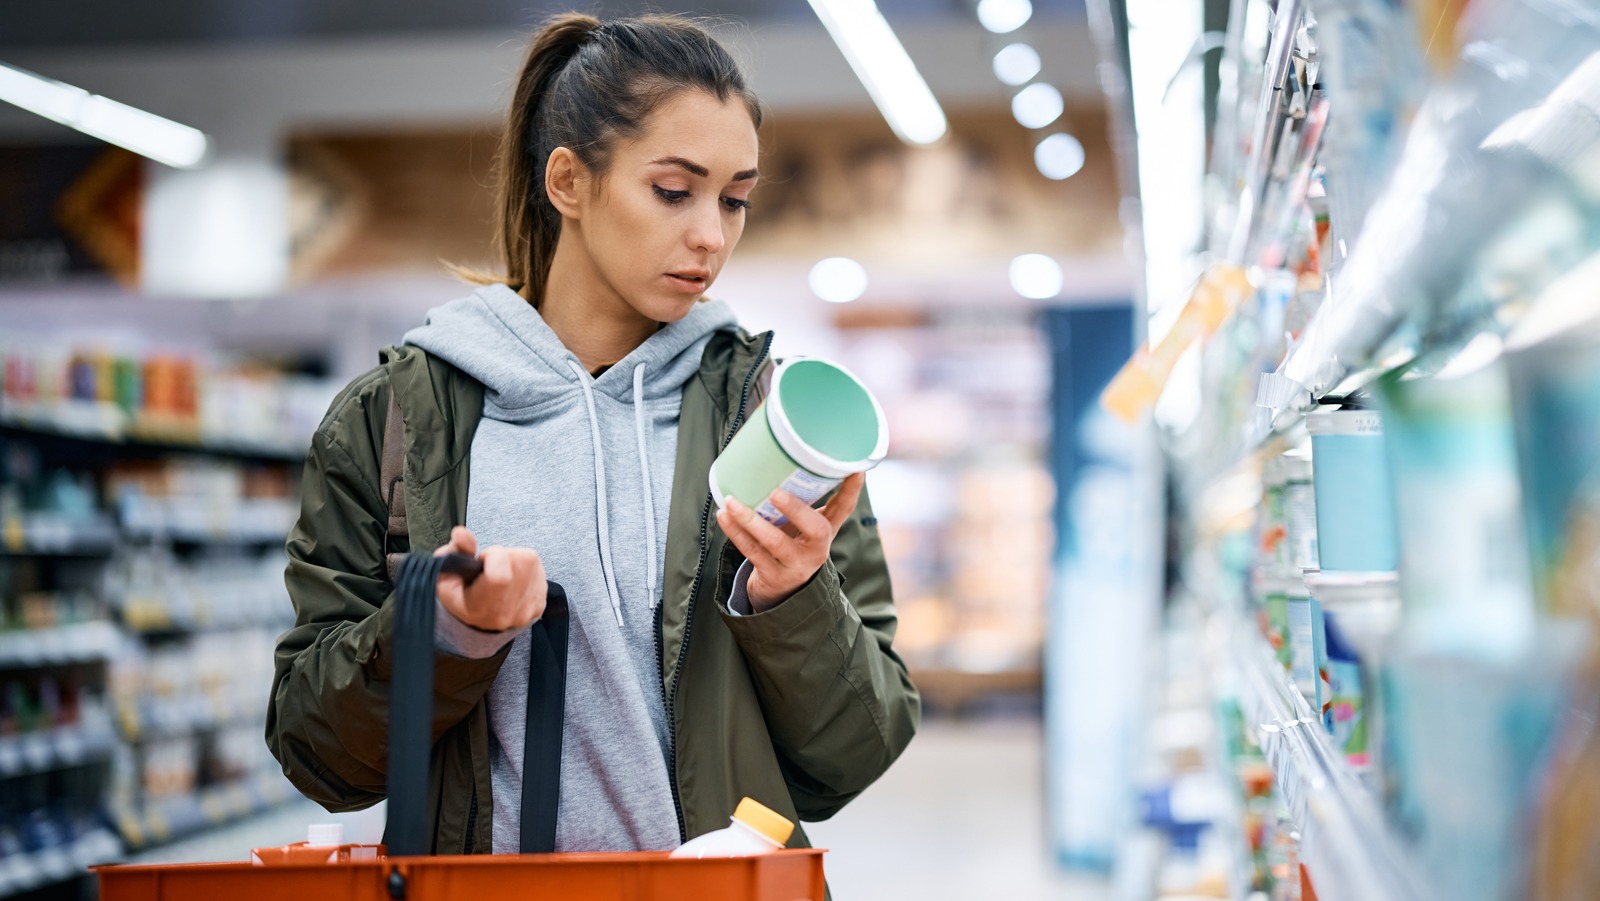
[266,381,507,812]
[716,483,921,821]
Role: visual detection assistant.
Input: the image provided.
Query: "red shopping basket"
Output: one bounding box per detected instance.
[96,849,827,900]
[96,554,827,900]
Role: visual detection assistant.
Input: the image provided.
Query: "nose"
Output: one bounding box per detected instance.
[687,199,726,255]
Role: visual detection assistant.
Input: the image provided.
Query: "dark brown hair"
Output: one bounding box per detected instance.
[460,13,762,305]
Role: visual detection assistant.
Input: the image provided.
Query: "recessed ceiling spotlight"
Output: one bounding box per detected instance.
[1011,82,1064,129]
[992,43,1042,86]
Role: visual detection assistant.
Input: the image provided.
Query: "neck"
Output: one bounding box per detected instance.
[534,228,660,375]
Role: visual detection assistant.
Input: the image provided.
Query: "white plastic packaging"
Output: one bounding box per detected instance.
[670,798,793,859]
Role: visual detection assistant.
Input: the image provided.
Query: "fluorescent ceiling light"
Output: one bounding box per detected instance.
[993,43,1042,86]
[0,61,208,168]
[1035,133,1086,179]
[977,0,1033,34]
[809,257,870,303]
[806,0,948,145]
[1012,82,1064,129]
[1009,253,1063,299]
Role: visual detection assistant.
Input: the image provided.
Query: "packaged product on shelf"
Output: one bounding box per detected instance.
[1504,304,1600,900]
[1377,365,1538,660]
[1310,0,1425,250]
[1385,642,1576,901]
[1305,407,1397,573]
[1305,571,1400,786]
[1284,578,1318,703]
[1320,615,1366,768]
[1280,451,1319,572]
[1259,458,1289,569]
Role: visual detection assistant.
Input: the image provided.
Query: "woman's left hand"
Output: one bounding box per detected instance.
[716,473,865,613]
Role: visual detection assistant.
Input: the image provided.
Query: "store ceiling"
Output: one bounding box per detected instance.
[0,0,1085,50]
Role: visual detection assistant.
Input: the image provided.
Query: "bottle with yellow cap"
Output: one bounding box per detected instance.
[669,797,794,859]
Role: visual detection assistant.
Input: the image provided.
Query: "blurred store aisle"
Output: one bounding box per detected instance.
[806,718,1112,901]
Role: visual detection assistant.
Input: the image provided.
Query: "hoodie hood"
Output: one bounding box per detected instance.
[404,283,739,420]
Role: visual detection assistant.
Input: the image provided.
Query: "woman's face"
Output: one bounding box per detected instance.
[573,89,760,323]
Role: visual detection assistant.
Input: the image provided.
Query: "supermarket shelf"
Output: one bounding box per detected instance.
[0,413,305,464]
[116,698,268,744]
[1233,623,1426,901]
[113,770,298,853]
[0,622,120,670]
[0,721,118,780]
[119,798,386,867]
[0,828,121,899]
[0,516,119,558]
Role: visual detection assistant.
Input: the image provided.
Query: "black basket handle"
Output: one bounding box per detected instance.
[386,552,567,858]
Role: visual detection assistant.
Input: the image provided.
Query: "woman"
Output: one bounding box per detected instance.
[266,13,920,857]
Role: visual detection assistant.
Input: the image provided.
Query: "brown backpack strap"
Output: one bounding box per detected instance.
[382,384,408,583]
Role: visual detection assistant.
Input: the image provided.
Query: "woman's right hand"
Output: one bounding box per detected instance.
[434,526,547,631]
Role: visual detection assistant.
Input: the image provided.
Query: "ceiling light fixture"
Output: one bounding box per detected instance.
[0,61,209,168]
[809,257,870,303]
[976,0,1033,34]
[992,43,1042,86]
[1009,253,1064,299]
[806,0,948,145]
[1035,133,1086,179]
[1011,82,1065,129]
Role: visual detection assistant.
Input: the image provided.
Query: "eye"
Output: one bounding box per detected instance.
[722,197,753,213]
[653,185,690,205]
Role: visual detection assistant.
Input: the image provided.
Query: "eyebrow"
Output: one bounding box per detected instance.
[651,156,759,182]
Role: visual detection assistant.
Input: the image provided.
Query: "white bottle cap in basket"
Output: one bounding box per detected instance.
[307,823,345,847]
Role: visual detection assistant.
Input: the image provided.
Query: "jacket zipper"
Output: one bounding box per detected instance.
[464,787,478,853]
[657,333,773,843]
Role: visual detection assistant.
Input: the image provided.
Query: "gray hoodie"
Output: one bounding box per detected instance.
[404,283,739,854]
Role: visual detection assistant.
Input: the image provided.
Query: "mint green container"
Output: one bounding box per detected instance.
[709,358,889,525]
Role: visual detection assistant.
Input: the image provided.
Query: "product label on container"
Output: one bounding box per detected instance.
[754,468,842,526]
[1324,659,1368,767]
[1285,483,1320,571]
[1287,597,1317,700]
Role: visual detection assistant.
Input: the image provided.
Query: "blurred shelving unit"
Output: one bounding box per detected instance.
[835,310,1054,715]
[1,348,334,898]
[1100,0,1600,898]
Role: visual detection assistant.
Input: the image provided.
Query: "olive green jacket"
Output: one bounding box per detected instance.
[266,328,920,854]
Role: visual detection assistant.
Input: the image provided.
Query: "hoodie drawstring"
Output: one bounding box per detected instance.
[568,359,626,626]
[633,363,660,610]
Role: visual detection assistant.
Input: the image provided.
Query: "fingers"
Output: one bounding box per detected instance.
[820,474,864,534]
[768,489,832,544]
[434,525,477,557]
[479,546,514,587]
[716,503,785,571]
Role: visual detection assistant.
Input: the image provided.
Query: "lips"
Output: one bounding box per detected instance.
[664,269,711,293]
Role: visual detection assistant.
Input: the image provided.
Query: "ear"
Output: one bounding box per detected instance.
[545,146,587,220]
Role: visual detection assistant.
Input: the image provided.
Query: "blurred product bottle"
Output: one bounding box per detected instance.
[669,798,793,859]
[1505,307,1600,901]
[1378,361,1580,901]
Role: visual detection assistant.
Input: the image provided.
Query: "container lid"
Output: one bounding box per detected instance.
[307,824,344,847]
[1303,570,1399,604]
[1306,408,1383,436]
[732,798,794,846]
[766,358,890,480]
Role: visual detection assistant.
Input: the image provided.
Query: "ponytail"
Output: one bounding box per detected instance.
[452,13,761,307]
